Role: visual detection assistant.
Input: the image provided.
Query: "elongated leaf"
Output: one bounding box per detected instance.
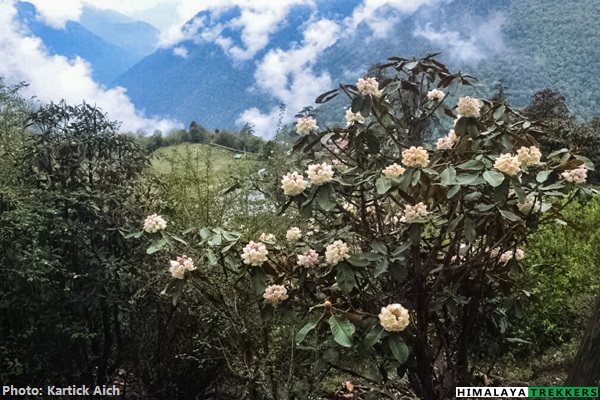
[351,96,364,113]
[364,324,386,348]
[536,170,551,183]
[336,264,356,294]
[374,259,389,277]
[440,166,456,186]
[388,333,409,364]
[329,315,355,347]
[464,217,476,243]
[499,209,522,222]
[483,170,505,187]
[172,279,185,306]
[317,184,336,211]
[249,267,268,295]
[371,240,387,254]
[457,160,484,171]
[376,176,392,194]
[296,313,323,345]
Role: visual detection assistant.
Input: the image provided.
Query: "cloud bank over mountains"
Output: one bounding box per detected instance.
[1,0,506,137]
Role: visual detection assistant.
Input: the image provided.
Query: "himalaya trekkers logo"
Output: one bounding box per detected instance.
[456,386,599,398]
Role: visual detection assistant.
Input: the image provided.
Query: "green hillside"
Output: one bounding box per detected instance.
[150,143,261,177]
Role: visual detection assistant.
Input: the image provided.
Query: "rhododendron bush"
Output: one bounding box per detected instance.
[147,55,594,399]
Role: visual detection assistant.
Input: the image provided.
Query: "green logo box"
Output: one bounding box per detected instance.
[528,387,599,398]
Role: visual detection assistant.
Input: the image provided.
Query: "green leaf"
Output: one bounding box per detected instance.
[536,170,551,183]
[411,169,421,186]
[456,160,485,171]
[296,313,323,345]
[124,230,143,239]
[360,94,373,117]
[317,184,336,211]
[146,238,168,254]
[376,176,392,195]
[172,279,185,307]
[249,267,268,295]
[364,324,386,348]
[336,264,356,294]
[440,166,456,186]
[388,333,409,364]
[499,209,522,222]
[206,249,218,266]
[464,217,476,243]
[456,173,480,185]
[328,315,355,348]
[374,259,389,277]
[371,240,387,254]
[483,170,506,187]
[447,185,460,199]
[493,105,506,120]
[351,96,364,113]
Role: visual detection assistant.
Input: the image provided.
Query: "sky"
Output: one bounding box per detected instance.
[0,0,501,137]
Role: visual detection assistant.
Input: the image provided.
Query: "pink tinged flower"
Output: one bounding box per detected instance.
[357,77,383,97]
[297,249,319,267]
[494,154,521,176]
[345,109,365,126]
[306,162,334,185]
[296,116,318,135]
[382,163,406,177]
[263,284,288,306]
[169,255,195,279]
[143,214,167,233]
[281,171,307,196]
[427,88,445,101]
[241,241,268,266]
[456,96,482,118]
[401,146,429,168]
[562,165,587,184]
[325,240,350,265]
[379,303,410,332]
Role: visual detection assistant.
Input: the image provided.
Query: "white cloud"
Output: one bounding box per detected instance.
[27,0,83,29]
[414,14,506,64]
[347,0,433,37]
[172,45,189,58]
[0,1,181,134]
[158,0,314,60]
[237,18,339,138]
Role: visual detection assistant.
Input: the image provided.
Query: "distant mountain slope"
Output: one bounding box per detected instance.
[16,1,146,85]
[79,6,159,57]
[114,0,598,133]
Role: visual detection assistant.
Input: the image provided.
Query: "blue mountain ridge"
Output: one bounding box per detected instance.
[16,1,156,85]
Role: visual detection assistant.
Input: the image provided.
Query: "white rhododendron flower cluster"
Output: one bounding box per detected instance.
[518,194,541,215]
[382,163,406,177]
[517,146,542,166]
[169,255,195,280]
[241,241,268,266]
[296,116,318,135]
[297,249,319,267]
[286,227,302,242]
[306,163,334,185]
[456,96,482,118]
[325,240,350,265]
[562,165,587,183]
[436,129,458,150]
[379,303,410,332]
[357,77,382,97]
[345,109,365,126]
[143,214,167,233]
[401,146,430,168]
[263,284,288,306]
[494,154,521,176]
[490,247,501,258]
[427,88,445,100]
[281,171,307,196]
[259,232,276,242]
[401,202,429,223]
[500,248,525,263]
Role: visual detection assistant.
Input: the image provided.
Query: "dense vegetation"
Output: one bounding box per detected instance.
[1,50,600,399]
